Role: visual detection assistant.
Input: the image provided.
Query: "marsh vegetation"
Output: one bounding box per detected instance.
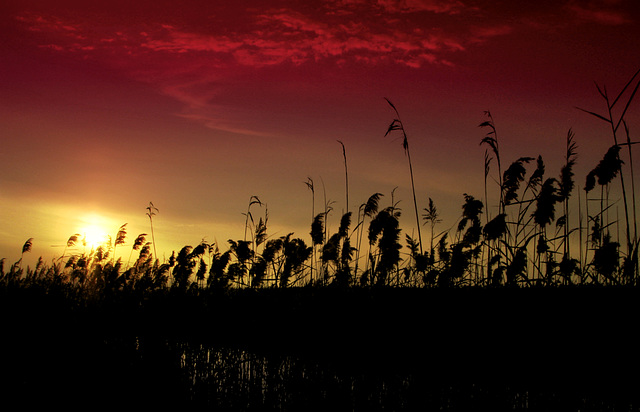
[4,71,640,291]
[2,71,640,409]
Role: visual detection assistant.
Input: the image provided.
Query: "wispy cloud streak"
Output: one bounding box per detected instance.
[563,0,632,25]
[12,0,635,133]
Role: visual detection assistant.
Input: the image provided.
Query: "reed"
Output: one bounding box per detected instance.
[577,68,640,261]
[384,98,423,255]
[146,202,159,262]
[17,238,33,270]
[337,140,349,213]
[113,223,127,263]
[304,177,315,283]
[559,130,578,281]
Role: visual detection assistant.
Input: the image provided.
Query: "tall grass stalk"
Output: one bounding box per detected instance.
[243,196,262,243]
[480,111,503,214]
[127,233,147,269]
[113,223,127,263]
[338,140,349,214]
[384,98,423,255]
[304,177,315,283]
[312,177,334,285]
[18,238,33,270]
[622,121,639,282]
[479,112,502,283]
[320,177,330,245]
[146,202,159,262]
[422,197,441,269]
[560,130,578,261]
[577,68,640,259]
[355,193,383,282]
[61,233,81,261]
[578,188,584,278]
[622,121,638,246]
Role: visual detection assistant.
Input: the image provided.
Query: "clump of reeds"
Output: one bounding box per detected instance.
[578,68,640,283]
[2,70,638,293]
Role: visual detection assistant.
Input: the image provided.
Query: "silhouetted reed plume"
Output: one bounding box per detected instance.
[146,202,159,261]
[384,98,423,255]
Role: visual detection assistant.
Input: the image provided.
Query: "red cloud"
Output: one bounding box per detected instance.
[376,0,468,14]
[10,4,507,134]
[567,2,630,25]
[332,0,469,14]
[252,10,465,65]
[142,29,242,53]
[469,24,513,43]
[14,7,471,69]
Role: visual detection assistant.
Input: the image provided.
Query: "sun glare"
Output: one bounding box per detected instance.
[82,225,110,249]
[77,214,111,250]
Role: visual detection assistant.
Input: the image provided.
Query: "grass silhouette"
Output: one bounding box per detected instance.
[2,70,639,411]
[3,70,640,291]
[384,98,424,256]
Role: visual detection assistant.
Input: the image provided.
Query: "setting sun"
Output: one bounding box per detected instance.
[81,225,110,250]
[76,214,111,251]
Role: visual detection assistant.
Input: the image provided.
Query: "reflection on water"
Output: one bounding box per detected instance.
[5,328,638,410]
[4,288,638,409]
[161,340,638,411]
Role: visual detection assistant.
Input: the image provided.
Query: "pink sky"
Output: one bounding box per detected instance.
[1,0,639,265]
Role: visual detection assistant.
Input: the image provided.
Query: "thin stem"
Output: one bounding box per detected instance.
[384,98,423,255]
[604,95,632,256]
[305,178,315,284]
[578,188,584,275]
[338,140,349,214]
[623,122,638,245]
[146,202,159,262]
[406,148,423,255]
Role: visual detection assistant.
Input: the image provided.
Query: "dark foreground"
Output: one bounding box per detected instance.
[2,286,639,410]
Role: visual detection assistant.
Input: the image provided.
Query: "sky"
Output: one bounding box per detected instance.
[1,0,639,266]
